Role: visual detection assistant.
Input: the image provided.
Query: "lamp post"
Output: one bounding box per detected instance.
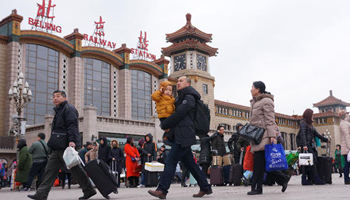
[8,71,32,141]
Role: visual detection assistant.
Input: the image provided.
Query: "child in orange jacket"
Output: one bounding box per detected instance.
[151,81,175,144]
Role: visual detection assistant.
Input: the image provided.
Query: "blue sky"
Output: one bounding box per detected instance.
[2,0,350,115]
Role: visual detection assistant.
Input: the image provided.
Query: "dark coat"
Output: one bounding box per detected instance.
[199,134,216,165]
[161,86,200,148]
[158,149,169,164]
[140,133,157,163]
[297,120,328,148]
[16,142,32,183]
[108,147,124,172]
[78,147,90,164]
[212,132,226,156]
[227,133,240,158]
[51,101,79,148]
[98,137,111,164]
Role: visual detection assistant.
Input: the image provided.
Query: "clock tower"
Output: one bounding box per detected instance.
[162,13,218,132]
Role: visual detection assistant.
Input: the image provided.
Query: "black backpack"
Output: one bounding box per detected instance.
[193,99,211,138]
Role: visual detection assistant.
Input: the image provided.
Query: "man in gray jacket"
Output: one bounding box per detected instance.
[22,133,49,191]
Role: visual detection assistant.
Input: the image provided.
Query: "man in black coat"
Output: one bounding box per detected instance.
[212,125,226,165]
[28,90,96,200]
[148,76,212,199]
[228,123,248,164]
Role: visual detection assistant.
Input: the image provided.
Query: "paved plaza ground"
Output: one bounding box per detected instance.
[0,174,348,200]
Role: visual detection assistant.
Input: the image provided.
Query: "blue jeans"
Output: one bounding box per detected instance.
[343,155,350,182]
[157,142,211,194]
[141,172,145,185]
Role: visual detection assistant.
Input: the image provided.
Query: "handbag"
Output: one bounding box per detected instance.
[238,123,265,144]
[47,132,68,150]
[243,145,254,171]
[347,150,350,162]
[265,143,288,172]
[298,151,314,166]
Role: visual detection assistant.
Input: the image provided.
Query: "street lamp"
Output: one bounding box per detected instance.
[8,71,32,140]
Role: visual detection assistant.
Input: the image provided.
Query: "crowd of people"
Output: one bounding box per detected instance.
[0,78,349,200]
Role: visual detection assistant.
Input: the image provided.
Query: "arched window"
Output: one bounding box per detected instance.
[24,44,59,124]
[131,70,152,120]
[84,58,111,116]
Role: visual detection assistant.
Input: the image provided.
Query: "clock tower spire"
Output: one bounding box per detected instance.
[162,13,218,132]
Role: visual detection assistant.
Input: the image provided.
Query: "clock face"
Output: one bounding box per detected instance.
[197,54,207,71]
[174,54,186,71]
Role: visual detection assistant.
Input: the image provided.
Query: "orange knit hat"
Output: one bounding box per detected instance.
[160,81,173,89]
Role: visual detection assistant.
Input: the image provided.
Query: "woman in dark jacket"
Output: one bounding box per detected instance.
[108,139,124,187]
[16,139,32,190]
[199,133,216,178]
[98,137,111,165]
[298,108,329,185]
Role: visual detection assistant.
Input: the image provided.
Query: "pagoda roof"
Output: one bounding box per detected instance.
[166,13,213,43]
[313,90,350,107]
[162,38,218,57]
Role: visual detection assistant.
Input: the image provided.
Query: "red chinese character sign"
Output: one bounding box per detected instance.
[131,31,156,61]
[83,16,116,49]
[28,0,62,33]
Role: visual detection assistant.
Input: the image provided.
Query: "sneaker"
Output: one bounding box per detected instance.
[21,187,31,192]
[137,184,145,188]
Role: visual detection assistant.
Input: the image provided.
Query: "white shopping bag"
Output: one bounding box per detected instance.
[347,150,350,162]
[299,153,314,166]
[63,147,80,169]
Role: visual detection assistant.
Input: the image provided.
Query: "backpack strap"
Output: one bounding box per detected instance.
[39,140,49,158]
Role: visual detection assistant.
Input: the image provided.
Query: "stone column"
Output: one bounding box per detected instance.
[44,115,54,139]
[83,106,97,144]
[64,29,84,115]
[114,44,132,119]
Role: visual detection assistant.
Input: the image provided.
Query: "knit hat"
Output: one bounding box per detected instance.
[160,81,173,90]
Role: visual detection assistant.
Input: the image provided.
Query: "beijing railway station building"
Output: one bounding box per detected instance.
[0,9,348,163]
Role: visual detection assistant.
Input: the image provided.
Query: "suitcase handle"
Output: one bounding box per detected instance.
[239,151,244,165]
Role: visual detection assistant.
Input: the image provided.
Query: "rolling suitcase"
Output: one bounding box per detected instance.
[144,157,159,187]
[229,151,243,186]
[210,165,224,186]
[83,159,118,199]
[189,173,197,187]
[316,139,332,184]
[111,160,119,186]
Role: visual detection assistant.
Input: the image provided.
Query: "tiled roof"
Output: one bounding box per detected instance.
[166,13,212,43]
[162,38,218,57]
[313,90,350,107]
[214,99,250,111]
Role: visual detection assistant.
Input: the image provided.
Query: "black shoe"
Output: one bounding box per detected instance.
[78,190,97,200]
[282,183,287,193]
[181,183,188,187]
[68,185,71,189]
[345,181,350,185]
[27,194,47,200]
[247,190,262,195]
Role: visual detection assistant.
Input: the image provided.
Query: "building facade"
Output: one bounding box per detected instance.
[0,11,348,163]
